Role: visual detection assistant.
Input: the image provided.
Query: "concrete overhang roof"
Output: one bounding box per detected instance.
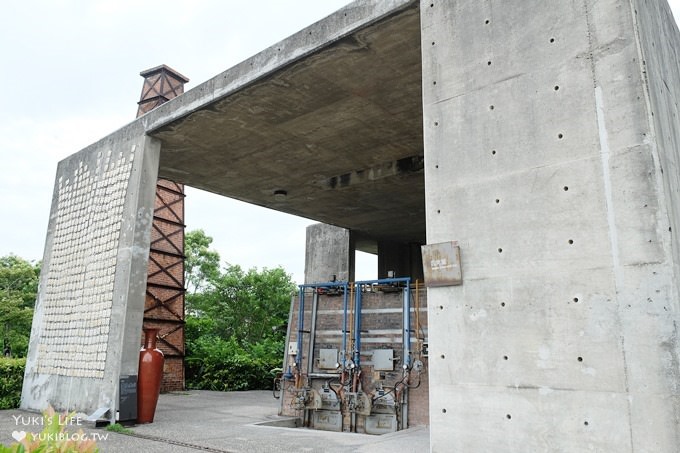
[139,0,423,253]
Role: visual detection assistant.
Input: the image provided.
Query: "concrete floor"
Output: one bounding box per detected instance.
[0,390,430,453]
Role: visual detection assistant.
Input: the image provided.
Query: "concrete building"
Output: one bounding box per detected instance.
[21,0,680,451]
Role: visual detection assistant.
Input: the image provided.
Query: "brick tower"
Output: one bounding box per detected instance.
[137,65,188,391]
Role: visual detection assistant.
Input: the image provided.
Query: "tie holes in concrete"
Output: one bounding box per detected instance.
[439,305,444,310]
[437,209,441,214]
[435,165,439,169]
[492,150,497,155]
[568,239,574,245]
[495,199,500,204]
[498,248,503,253]
[577,356,583,362]
[563,186,569,191]
[442,408,447,413]
[487,60,492,66]
[503,355,508,360]
[584,421,589,426]
[558,133,564,139]
[506,414,512,420]
[500,302,506,307]
[573,297,579,303]
[490,105,495,110]
[440,354,446,359]
[434,121,439,126]
[554,85,560,91]
[550,37,556,43]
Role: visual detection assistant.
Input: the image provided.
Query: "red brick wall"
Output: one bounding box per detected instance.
[137,67,188,393]
[143,180,185,392]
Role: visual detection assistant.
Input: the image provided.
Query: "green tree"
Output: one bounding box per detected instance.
[185,229,221,296]
[0,255,40,357]
[182,230,296,390]
[186,262,295,348]
[203,265,295,346]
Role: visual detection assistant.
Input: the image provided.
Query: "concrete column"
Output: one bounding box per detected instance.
[421,0,680,451]
[304,223,354,284]
[21,122,160,419]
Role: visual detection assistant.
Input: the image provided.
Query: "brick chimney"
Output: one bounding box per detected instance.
[137,65,188,392]
[137,64,189,117]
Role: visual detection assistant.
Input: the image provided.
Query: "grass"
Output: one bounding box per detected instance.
[105,423,133,435]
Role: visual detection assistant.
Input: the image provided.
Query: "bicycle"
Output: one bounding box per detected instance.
[272,368,283,399]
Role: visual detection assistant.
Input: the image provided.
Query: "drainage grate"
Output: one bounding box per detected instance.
[125,431,236,453]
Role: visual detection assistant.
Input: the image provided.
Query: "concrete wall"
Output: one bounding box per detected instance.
[304,223,354,284]
[21,122,159,419]
[421,0,680,451]
[633,0,680,310]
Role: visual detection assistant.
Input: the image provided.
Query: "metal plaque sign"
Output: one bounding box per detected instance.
[421,241,463,287]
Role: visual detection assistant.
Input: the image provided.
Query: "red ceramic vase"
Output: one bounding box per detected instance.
[137,328,164,423]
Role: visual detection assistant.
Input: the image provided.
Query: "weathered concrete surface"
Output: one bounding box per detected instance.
[633,0,680,306]
[304,223,353,283]
[623,1,680,450]
[21,121,160,419]
[421,0,680,451]
[140,0,423,252]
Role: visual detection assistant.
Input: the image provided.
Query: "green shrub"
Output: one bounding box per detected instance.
[0,357,25,409]
[186,336,282,391]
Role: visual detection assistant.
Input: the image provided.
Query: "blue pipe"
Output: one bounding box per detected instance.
[353,278,412,369]
[296,286,305,370]
[295,279,413,371]
[297,282,348,289]
[296,281,348,370]
[342,282,349,369]
[403,279,411,368]
[354,289,363,367]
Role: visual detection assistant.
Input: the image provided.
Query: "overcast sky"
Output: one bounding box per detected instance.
[1,1,679,283]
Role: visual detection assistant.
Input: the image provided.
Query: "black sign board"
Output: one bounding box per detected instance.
[119,375,137,424]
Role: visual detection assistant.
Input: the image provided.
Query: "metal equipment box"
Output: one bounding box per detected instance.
[319,348,338,369]
[312,410,342,432]
[372,349,394,371]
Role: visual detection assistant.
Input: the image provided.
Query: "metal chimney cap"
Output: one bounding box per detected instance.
[139,64,189,83]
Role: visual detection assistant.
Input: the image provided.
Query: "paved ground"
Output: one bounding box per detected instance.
[0,390,429,452]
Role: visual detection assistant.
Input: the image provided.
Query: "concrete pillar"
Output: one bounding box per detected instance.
[21,122,160,419]
[421,0,680,451]
[304,223,354,284]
